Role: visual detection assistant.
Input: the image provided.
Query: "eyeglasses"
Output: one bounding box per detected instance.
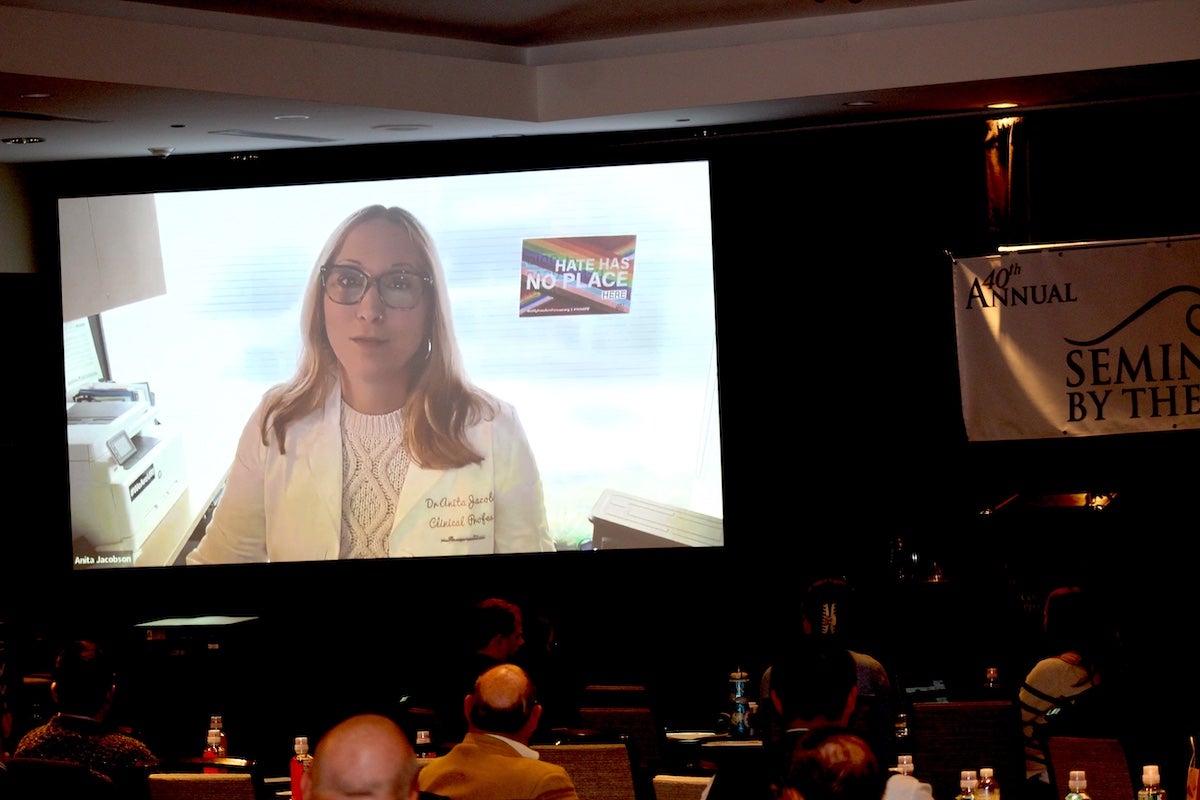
[320,263,432,310]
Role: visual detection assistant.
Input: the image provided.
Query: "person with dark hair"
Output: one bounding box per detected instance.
[1018,586,1118,800]
[433,597,526,745]
[708,641,860,800]
[417,663,579,800]
[774,727,888,800]
[186,204,553,564]
[302,713,423,800]
[760,578,895,761]
[13,639,157,782]
[468,598,526,668]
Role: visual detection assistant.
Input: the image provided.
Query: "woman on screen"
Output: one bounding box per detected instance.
[186,205,553,563]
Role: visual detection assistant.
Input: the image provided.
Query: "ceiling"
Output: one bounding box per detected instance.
[1,0,1198,163]
[86,0,968,48]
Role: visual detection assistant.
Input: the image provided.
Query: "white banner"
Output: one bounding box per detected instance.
[953,236,1200,441]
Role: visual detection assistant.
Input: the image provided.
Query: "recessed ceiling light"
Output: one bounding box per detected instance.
[274,114,310,121]
[18,92,51,99]
[2,136,45,144]
[844,100,877,107]
[987,102,1019,109]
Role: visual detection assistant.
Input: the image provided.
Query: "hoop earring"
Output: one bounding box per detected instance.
[423,337,432,360]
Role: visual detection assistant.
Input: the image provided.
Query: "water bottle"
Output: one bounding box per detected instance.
[977,766,1000,800]
[889,537,913,582]
[415,729,438,759]
[291,736,313,800]
[894,713,910,746]
[209,714,228,754]
[1139,764,1165,800]
[1065,770,1091,800]
[956,770,978,800]
[202,727,226,773]
[897,755,915,777]
[729,667,751,738]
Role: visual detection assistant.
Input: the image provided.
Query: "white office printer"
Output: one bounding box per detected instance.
[66,383,187,558]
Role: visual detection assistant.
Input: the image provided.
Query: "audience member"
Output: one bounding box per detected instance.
[434,597,527,744]
[466,598,526,679]
[712,640,932,800]
[768,641,858,731]
[418,663,580,800]
[774,727,887,800]
[1018,586,1119,800]
[760,578,896,762]
[302,713,424,800]
[708,640,861,800]
[13,639,158,783]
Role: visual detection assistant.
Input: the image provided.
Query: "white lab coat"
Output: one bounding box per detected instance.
[186,384,553,563]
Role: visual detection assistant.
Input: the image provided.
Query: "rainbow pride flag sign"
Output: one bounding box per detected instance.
[519,235,636,316]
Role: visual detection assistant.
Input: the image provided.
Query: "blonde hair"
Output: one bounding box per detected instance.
[259,205,497,468]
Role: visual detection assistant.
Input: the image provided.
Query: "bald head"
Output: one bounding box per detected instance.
[302,714,419,800]
[466,663,541,742]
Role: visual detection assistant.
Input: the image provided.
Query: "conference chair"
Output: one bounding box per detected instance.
[652,773,714,800]
[908,699,1025,800]
[577,705,664,776]
[582,684,652,708]
[147,771,257,800]
[533,742,639,800]
[1046,735,1136,800]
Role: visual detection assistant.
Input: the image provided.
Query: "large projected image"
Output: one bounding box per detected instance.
[62,160,724,569]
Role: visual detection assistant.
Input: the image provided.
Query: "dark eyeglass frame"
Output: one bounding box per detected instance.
[320,263,433,310]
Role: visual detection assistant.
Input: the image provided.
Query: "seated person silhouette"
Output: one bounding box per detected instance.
[710,640,930,800]
[13,639,158,785]
[302,712,442,800]
[760,578,895,762]
[418,663,580,800]
[1019,585,1122,800]
[433,597,526,745]
[464,599,525,686]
